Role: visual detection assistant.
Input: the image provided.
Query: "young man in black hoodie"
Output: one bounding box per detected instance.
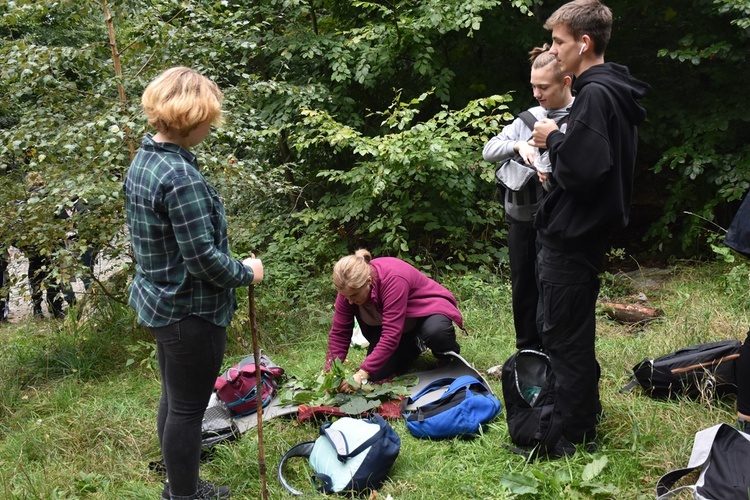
[530,0,649,457]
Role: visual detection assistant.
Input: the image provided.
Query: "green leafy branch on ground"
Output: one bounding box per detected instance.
[278,358,417,414]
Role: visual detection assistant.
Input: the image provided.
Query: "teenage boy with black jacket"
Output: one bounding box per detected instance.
[530,0,649,457]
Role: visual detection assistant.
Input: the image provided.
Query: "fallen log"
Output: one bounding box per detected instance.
[599,300,664,324]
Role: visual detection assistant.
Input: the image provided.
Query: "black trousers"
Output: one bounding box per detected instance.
[738,330,750,416]
[537,243,605,444]
[152,316,226,499]
[508,222,541,349]
[358,314,460,381]
[27,253,76,318]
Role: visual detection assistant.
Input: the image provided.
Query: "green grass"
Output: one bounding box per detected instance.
[0,261,748,499]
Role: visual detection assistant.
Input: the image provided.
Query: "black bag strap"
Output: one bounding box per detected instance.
[311,473,334,495]
[655,466,699,498]
[400,376,456,416]
[619,376,640,394]
[277,441,316,496]
[502,442,533,459]
[401,376,487,419]
[518,110,537,131]
[402,387,468,422]
[535,396,561,442]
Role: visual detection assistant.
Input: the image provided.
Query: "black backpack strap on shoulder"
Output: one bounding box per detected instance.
[277,441,316,496]
[518,110,537,131]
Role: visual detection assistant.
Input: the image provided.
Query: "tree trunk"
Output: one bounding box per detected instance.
[101,1,136,160]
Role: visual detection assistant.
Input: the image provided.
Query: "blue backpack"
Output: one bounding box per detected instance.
[401,375,502,439]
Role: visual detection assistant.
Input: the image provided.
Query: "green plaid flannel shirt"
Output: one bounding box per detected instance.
[123,134,252,327]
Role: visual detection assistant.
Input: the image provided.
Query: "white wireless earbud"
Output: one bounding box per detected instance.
[579,43,587,55]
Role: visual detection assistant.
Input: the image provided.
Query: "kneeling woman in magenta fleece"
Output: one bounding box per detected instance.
[325,249,463,392]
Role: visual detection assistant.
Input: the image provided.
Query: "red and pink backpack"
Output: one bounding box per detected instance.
[214,353,285,417]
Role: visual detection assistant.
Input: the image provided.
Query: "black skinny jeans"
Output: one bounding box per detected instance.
[151,316,226,500]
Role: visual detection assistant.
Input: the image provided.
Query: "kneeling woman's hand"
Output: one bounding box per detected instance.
[338,369,369,394]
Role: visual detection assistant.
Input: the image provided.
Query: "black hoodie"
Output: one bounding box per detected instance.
[534,62,649,250]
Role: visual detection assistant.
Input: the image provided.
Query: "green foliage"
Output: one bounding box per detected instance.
[2,0,750,304]
[292,90,511,268]
[598,248,634,300]
[124,340,158,372]
[0,0,140,289]
[279,358,415,415]
[714,0,750,28]
[500,456,618,497]
[721,262,749,305]
[1,0,534,305]
[609,0,750,256]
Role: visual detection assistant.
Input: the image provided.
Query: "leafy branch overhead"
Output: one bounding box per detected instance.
[1,0,749,301]
[278,359,416,415]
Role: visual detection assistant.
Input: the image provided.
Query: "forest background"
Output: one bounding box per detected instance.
[1,0,749,294]
[1,0,750,498]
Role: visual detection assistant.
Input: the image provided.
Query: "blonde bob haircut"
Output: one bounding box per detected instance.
[333,249,373,291]
[141,66,225,137]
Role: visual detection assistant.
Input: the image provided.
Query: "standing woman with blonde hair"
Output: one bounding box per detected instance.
[325,249,463,391]
[124,66,264,500]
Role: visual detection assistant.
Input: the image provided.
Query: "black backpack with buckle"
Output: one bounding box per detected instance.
[501,349,564,459]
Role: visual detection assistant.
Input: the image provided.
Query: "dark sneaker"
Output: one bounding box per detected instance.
[161,479,231,499]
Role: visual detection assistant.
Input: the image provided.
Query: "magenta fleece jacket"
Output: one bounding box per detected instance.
[325,257,463,376]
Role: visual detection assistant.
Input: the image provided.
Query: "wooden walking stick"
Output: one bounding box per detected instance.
[248,284,269,500]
